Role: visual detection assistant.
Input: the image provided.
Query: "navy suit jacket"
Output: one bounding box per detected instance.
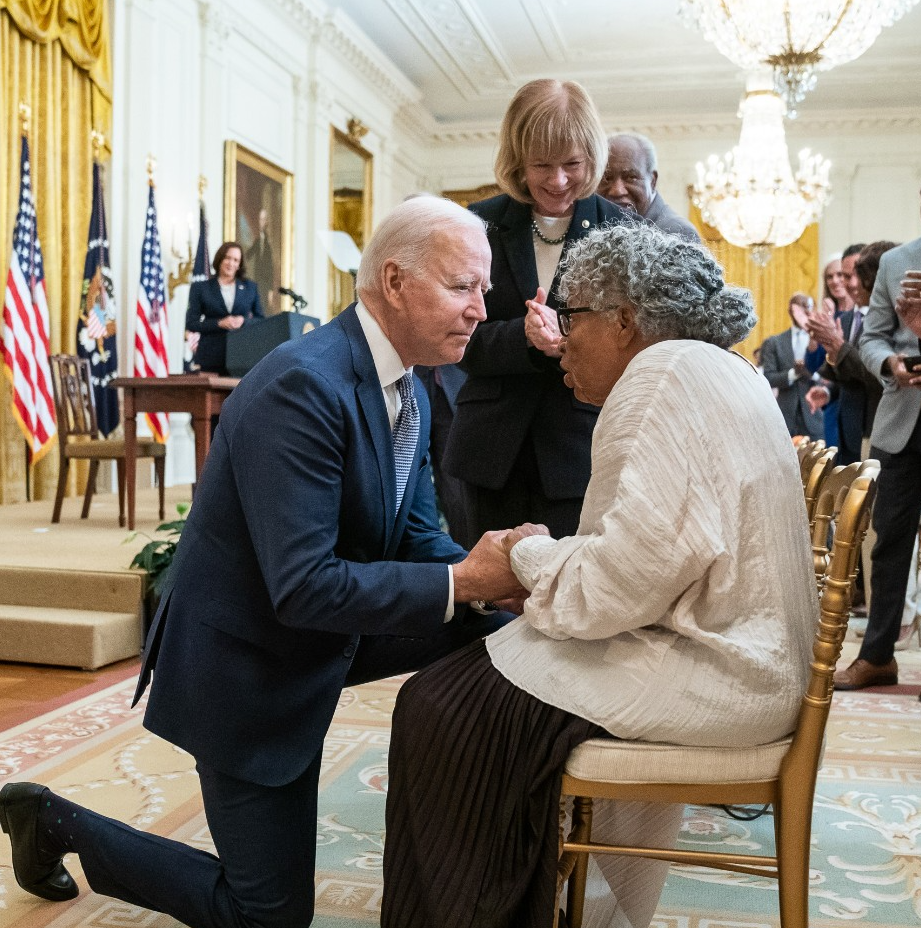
[444,193,630,497]
[186,277,264,373]
[135,305,465,786]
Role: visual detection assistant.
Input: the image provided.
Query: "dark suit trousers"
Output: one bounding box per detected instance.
[859,414,921,664]
[51,611,512,928]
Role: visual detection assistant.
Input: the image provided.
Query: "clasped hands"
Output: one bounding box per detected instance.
[452,522,550,615]
[524,288,562,358]
[218,315,245,330]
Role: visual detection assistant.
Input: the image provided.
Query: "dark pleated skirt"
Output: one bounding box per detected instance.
[381,638,604,928]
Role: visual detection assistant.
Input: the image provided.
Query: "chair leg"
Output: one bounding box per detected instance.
[116,459,126,528]
[774,795,811,928]
[155,454,165,521]
[81,460,99,519]
[566,796,593,928]
[51,457,69,523]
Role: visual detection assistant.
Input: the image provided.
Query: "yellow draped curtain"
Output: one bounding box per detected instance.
[688,200,819,359]
[0,0,111,503]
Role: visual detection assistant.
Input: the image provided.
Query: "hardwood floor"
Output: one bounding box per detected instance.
[0,657,141,731]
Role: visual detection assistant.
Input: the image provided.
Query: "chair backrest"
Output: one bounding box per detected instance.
[798,440,829,489]
[803,448,837,527]
[810,459,879,590]
[49,354,99,443]
[780,466,879,783]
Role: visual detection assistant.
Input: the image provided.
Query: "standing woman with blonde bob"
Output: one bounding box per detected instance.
[444,79,631,545]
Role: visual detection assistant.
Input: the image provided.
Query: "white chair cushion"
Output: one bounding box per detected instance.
[565,736,793,785]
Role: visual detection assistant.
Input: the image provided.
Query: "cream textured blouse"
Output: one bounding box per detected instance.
[487,339,817,748]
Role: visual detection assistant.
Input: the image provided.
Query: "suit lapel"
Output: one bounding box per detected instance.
[339,307,398,538]
[498,198,538,306]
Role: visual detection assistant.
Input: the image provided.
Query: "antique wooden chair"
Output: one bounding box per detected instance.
[556,466,880,928]
[49,354,165,526]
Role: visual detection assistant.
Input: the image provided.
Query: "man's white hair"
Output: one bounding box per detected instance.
[356,196,487,297]
[607,132,658,174]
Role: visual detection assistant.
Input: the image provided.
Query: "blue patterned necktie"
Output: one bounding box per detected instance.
[392,373,420,512]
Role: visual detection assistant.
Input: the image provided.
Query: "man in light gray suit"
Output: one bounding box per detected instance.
[835,202,921,691]
[760,294,826,440]
[599,133,700,243]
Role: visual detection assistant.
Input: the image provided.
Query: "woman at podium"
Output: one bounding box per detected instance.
[186,241,264,374]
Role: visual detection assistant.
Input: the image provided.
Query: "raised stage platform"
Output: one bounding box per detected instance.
[0,486,192,670]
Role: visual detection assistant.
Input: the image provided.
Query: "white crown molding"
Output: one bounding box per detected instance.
[317,10,422,112]
[427,107,921,146]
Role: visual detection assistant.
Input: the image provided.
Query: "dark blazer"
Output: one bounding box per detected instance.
[818,309,882,463]
[444,193,630,497]
[760,327,824,440]
[185,277,264,374]
[135,305,465,787]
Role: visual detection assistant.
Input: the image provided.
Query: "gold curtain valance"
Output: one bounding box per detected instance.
[0,0,110,103]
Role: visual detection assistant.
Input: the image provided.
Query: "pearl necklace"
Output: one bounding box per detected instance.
[531,218,569,246]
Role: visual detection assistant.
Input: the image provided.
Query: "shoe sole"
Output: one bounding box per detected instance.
[834,674,898,691]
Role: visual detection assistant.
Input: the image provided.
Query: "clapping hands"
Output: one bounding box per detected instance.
[524,288,563,357]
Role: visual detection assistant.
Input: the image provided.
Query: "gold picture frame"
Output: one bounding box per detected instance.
[223,141,294,316]
[328,126,373,318]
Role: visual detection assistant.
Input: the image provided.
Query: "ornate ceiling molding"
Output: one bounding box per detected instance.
[318,10,421,111]
[381,0,512,100]
[428,108,921,145]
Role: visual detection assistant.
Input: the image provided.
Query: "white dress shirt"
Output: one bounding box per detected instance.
[355,302,455,620]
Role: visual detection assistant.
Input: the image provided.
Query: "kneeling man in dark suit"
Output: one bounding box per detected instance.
[0,197,533,927]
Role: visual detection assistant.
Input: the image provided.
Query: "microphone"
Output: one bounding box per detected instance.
[278,287,308,307]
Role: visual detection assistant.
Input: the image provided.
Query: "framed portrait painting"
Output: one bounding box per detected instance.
[223,142,293,316]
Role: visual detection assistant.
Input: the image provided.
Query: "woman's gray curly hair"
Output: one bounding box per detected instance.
[558,223,756,349]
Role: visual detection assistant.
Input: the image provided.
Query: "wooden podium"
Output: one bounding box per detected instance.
[226,311,321,377]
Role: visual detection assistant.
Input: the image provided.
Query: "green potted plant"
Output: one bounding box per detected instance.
[128,502,189,632]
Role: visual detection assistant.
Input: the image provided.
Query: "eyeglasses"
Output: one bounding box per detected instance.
[556,307,593,336]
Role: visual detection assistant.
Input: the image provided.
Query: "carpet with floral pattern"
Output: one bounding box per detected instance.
[0,641,918,928]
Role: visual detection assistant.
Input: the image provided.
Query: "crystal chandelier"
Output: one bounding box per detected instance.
[680,0,921,114]
[691,74,832,265]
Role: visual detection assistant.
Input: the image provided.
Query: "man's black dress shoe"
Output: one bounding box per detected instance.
[0,782,79,901]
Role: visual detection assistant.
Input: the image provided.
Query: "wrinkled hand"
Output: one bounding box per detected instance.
[498,522,551,555]
[524,288,563,357]
[218,315,245,330]
[896,271,921,338]
[806,384,830,414]
[453,530,529,604]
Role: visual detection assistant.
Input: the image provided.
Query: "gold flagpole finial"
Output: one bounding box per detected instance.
[146,154,157,186]
[198,174,208,199]
[91,130,106,162]
[18,102,31,136]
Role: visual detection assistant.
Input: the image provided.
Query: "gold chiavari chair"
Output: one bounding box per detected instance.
[555,465,880,928]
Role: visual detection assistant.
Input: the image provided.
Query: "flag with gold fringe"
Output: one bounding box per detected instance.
[2,134,56,462]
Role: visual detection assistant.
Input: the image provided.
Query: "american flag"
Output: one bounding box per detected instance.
[183,199,210,369]
[134,182,170,442]
[2,135,56,461]
[77,159,119,436]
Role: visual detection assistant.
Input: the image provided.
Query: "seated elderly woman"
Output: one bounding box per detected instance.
[381,223,818,928]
